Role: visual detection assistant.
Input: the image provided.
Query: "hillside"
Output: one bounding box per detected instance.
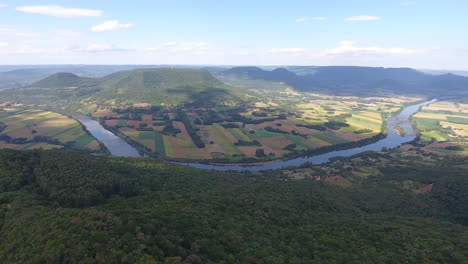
[220,66,468,96]
[1,68,245,107]
[95,68,244,106]
[0,65,182,88]
[0,149,467,263]
[32,72,99,88]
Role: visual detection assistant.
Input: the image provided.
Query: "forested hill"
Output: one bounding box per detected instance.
[2,68,245,107]
[0,148,467,263]
[94,68,244,106]
[220,66,468,96]
[32,72,99,88]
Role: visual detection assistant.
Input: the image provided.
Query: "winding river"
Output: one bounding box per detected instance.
[77,99,437,172]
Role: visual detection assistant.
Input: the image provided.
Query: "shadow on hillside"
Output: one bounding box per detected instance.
[167,87,232,107]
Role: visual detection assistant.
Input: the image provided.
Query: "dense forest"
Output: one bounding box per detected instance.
[0,149,467,263]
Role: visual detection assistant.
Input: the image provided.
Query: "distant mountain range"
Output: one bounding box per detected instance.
[219,66,468,96]
[2,66,467,104]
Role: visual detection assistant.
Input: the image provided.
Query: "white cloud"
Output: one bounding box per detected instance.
[295,17,327,22]
[265,41,423,59]
[0,41,8,47]
[16,5,102,18]
[91,20,133,32]
[163,41,178,47]
[0,3,8,8]
[345,15,381,21]
[322,40,421,56]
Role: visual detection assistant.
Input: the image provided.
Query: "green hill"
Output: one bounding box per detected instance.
[95,68,244,106]
[2,68,245,107]
[32,72,98,88]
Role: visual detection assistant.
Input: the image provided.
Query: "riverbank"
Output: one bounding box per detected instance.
[77,99,437,171]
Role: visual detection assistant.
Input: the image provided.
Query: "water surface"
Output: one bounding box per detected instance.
[76,115,142,157]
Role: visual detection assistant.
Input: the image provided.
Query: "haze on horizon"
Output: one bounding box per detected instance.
[0,0,467,70]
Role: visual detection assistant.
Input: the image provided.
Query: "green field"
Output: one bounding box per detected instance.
[0,109,102,152]
[413,102,468,146]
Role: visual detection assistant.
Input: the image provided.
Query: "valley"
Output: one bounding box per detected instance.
[1,66,467,165]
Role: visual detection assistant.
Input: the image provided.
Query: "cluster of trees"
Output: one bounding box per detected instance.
[252,111,268,117]
[324,121,350,130]
[194,109,224,125]
[175,111,205,148]
[0,148,468,263]
[234,139,261,146]
[445,145,465,151]
[0,134,74,148]
[220,123,240,128]
[297,123,327,131]
[161,122,181,136]
[354,128,373,134]
[264,126,290,134]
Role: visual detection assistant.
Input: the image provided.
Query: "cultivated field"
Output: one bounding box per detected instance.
[412,100,468,155]
[100,94,418,162]
[0,108,102,152]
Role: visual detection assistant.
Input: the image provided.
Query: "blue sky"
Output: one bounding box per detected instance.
[0,0,467,69]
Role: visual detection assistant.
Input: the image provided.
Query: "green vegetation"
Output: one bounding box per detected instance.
[0,149,467,263]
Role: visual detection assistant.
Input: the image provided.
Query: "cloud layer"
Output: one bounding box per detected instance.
[16,5,102,18]
[91,20,133,32]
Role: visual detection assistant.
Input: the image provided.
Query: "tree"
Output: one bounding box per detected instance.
[255,148,265,157]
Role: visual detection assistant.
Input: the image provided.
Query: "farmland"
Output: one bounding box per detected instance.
[99,94,418,162]
[412,100,468,155]
[0,107,103,153]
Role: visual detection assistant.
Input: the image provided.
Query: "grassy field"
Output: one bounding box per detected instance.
[0,109,102,152]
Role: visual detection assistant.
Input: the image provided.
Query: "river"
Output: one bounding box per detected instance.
[77,99,437,171]
[76,115,142,157]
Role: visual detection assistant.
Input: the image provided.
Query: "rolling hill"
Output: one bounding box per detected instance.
[94,68,244,106]
[1,68,245,107]
[220,66,468,96]
[33,72,99,88]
